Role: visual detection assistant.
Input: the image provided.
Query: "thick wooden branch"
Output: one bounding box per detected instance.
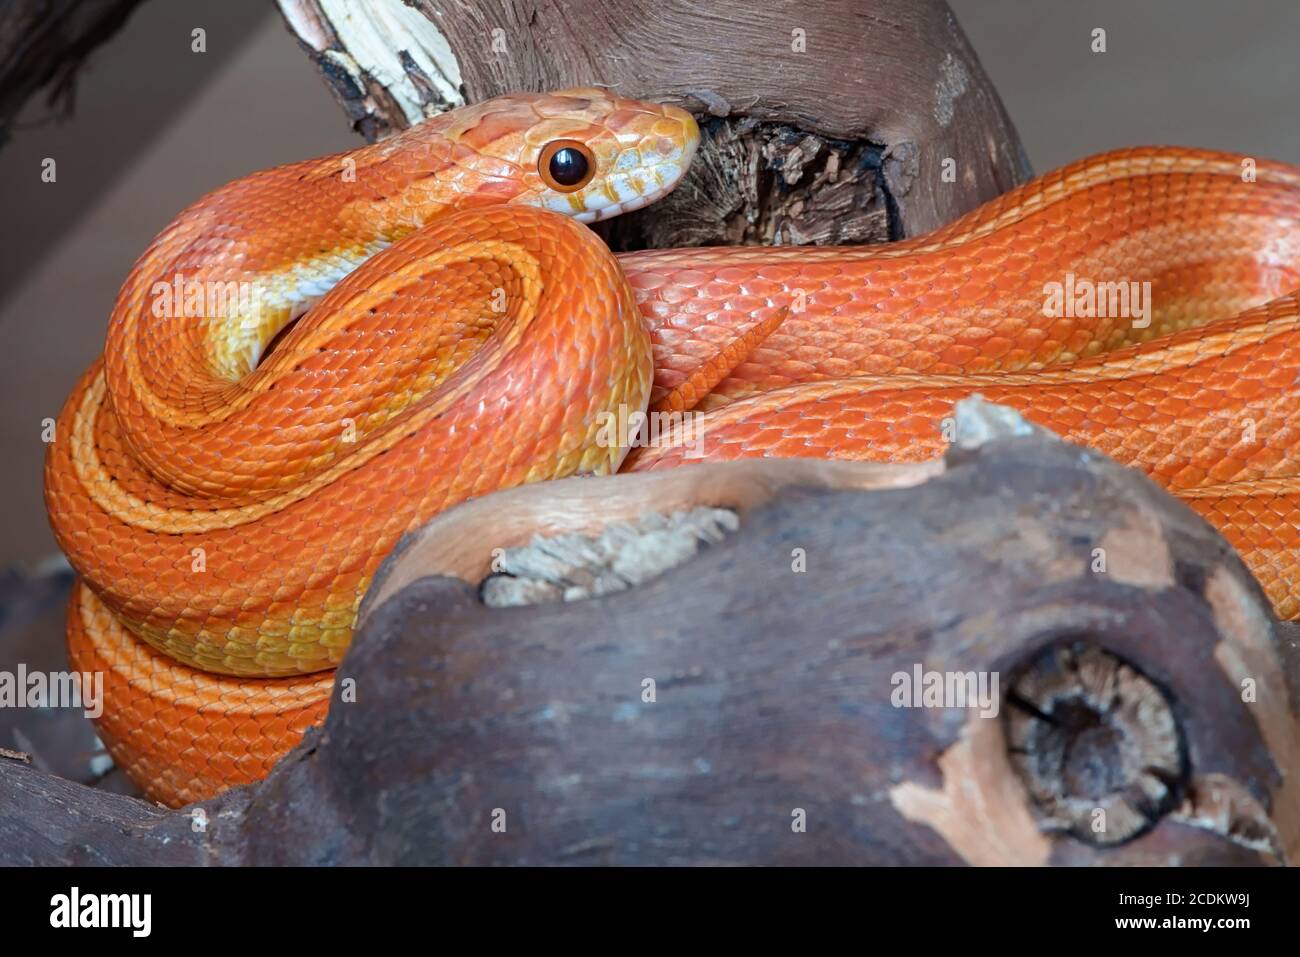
[4,403,1295,865]
[276,0,1031,247]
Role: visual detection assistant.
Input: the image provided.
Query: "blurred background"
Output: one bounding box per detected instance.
[3,0,1300,571]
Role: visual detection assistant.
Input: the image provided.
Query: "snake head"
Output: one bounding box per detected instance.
[451,87,700,223]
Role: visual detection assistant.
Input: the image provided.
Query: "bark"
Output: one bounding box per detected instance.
[276,0,1032,248]
[4,402,1295,865]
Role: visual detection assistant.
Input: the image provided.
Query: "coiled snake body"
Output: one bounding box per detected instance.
[45,88,1300,805]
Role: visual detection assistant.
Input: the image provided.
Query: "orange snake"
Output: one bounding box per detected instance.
[44,88,1300,807]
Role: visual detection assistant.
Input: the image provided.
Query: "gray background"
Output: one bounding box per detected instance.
[1,0,1298,567]
[950,0,1300,167]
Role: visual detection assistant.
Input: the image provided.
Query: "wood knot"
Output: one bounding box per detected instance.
[1005,642,1187,845]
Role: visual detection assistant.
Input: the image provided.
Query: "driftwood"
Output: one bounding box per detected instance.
[3,402,1296,865]
[276,0,1031,248]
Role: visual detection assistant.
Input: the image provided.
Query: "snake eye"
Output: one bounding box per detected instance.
[539,140,595,192]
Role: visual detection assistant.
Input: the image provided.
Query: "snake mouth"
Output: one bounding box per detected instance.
[574,103,700,224]
[578,181,681,224]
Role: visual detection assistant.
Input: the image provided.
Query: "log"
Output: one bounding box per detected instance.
[275,0,1031,248]
[4,401,1295,865]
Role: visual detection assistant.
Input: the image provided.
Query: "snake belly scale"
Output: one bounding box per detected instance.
[44,88,1300,805]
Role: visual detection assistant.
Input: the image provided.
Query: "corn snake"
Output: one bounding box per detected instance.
[44,88,1300,806]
